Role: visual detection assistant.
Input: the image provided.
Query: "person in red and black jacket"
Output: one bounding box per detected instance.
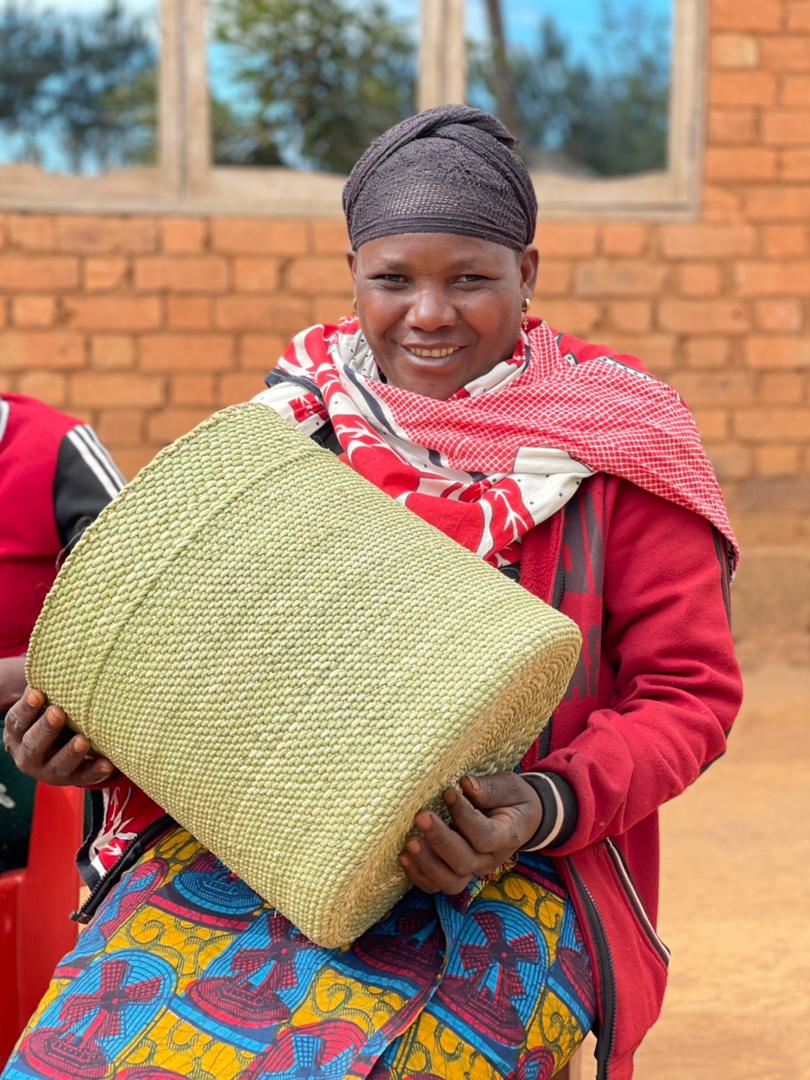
[0,394,123,870]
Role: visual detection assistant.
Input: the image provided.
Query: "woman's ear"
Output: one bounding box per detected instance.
[519,245,540,295]
[347,249,358,281]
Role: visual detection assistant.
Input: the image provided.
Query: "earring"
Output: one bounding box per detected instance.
[521,297,530,334]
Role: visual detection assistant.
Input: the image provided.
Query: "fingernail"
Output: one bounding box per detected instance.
[26,690,44,707]
[444,788,458,806]
[466,776,481,793]
[47,706,65,725]
[416,813,432,831]
[398,854,410,867]
[407,838,421,855]
[73,736,89,753]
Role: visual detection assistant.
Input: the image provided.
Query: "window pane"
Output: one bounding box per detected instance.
[208,0,419,175]
[0,0,159,176]
[467,0,672,178]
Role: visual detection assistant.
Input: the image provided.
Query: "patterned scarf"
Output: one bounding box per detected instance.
[255,317,739,572]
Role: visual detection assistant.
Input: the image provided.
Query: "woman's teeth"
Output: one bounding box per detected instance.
[407,347,459,358]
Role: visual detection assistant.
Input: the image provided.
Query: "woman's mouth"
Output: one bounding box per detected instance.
[400,344,465,360]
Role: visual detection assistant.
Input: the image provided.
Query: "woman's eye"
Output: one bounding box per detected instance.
[456,274,488,284]
[373,274,407,284]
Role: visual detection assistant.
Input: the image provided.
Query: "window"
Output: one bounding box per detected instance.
[0,0,706,217]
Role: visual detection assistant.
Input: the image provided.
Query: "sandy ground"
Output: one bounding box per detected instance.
[574,665,810,1079]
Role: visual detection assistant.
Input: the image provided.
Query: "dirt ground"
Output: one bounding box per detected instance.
[575,664,810,1080]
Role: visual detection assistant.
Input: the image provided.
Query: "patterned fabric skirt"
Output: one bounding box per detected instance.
[3,827,595,1080]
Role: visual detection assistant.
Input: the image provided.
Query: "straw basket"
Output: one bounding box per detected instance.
[27,403,581,946]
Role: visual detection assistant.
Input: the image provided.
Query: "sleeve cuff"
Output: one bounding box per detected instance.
[520,771,579,851]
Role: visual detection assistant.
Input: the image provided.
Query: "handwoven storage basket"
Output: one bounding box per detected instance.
[28,403,581,947]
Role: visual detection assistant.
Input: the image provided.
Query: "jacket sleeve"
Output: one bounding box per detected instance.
[53,425,125,552]
[531,482,742,854]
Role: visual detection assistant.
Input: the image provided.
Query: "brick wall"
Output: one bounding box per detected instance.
[1,0,808,665]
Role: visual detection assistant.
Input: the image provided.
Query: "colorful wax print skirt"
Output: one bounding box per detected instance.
[3,828,595,1080]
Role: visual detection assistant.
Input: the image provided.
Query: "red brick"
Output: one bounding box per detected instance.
[94,410,144,447]
[234,258,281,293]
[70,372,164,408]
[90,335,135,369]
[735,261,810,295]
[705,147,777,181]
[534,223,598,257]
[530,300,602,335]
[211,219,308,256]
[0,301,7,330]
[8,215,55,251]
[600,224,648,257]
[781,75,810,106]
[658,300,749,333]
[162,218,207,254]
[745,336,810,367]
[684,338,732,368]
[311,220,350,255]
[311,295,355,325]
[762,224,808,256]
[12,296,57,328]
[16,371,67,406]
[735,406,810,439]
[706,443,754,481]
[755,444,801,474]
[215,296,310,332]
[788,2,810,30]
[609,301,652,333]
[84,257,128,292]
[0,255,79,292]
[745,185,810,219]
[692,408,729,440]
[218,373,265,406]
[170,374,216,406]
[671,371,756,406]
[760,36,810,71]
[759,372,805,402]
[709,71,778,107]
[139,334,235,372]
[534,261,571,297]
[763,110,810,145]
[0,331,85,370]
[701,185,745,222]
[65,296,161,331]
[0,217,5,250]
[239,334,287,370]
[598,334,676,371]
[113,447,159,480]
[707,109,758,145]
[711,0,782,31]
[147,408,212,444]
[575,260,667,296]
[56,216,158,254]
[286,256,353,295]
[677,263,723,297]
[711,33,759,67]
[134,256,229,293]
[660,225,756,259]
[782,149,810,179]
[167,297,213,330]
[755,299,804,331]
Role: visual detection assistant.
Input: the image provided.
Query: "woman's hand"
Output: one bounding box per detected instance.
[0,656,27,713]
[399,772,542,895]
[2,687,117,787]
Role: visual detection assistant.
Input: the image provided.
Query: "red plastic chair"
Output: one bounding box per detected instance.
[0,782,84,1064]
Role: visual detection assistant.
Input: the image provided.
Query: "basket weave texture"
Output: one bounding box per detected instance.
[28,403,581,946]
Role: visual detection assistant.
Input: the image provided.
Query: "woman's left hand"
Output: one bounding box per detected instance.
[399,772,542,895]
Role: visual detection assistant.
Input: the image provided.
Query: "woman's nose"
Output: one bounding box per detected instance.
[404,289,456,332]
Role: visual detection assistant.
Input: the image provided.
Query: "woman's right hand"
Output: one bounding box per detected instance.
[2,687,117,787]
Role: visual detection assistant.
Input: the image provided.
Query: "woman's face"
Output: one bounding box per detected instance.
[348,233,538,400]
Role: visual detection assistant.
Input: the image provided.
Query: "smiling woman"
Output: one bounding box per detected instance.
[3,105,741,1080]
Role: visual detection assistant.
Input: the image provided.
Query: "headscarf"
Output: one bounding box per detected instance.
[342,105,537,251]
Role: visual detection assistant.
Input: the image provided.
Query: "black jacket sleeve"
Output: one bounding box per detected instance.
[53,425,125,551]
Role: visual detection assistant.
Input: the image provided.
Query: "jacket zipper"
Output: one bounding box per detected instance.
[72,814,175,924]
[604,838,670,966]
[566,856,616,1080]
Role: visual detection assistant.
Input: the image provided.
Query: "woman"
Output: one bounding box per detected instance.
[2,107,741,1080]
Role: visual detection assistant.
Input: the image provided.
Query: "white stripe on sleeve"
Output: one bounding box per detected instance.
[66,428,121,501]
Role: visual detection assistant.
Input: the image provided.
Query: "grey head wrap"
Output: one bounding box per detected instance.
[342,105,538,252]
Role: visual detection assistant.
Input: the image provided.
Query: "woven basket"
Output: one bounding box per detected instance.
[27,403,581,946]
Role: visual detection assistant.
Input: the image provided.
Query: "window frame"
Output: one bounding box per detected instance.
[0,0,706,220]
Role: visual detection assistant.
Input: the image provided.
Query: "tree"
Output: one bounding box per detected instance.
[211,0,416,174]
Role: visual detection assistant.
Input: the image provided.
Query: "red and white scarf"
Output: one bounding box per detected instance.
[255,317,739,572]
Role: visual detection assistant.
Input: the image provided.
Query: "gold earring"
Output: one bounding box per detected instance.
[521,297,530,334]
